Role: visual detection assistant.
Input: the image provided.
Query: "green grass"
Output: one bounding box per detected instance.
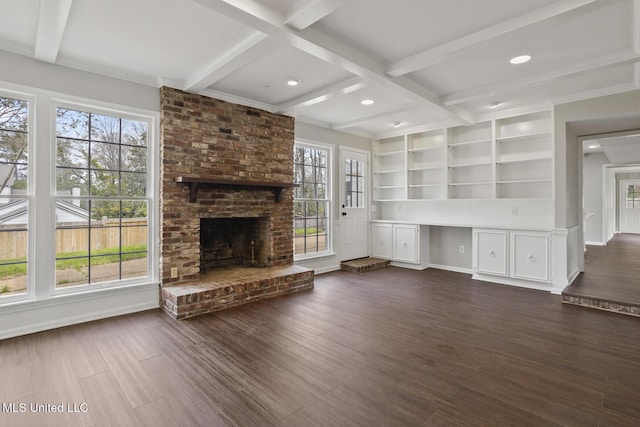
[0,244,147,279]
[295,227,325,236]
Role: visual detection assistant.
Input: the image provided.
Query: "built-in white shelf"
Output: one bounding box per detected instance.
[373,109,552,201]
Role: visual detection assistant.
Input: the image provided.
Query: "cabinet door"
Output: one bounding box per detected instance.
[393,225,419,264]
[511,232,550,282]
[474,229,508,276]
[371,223,392,259]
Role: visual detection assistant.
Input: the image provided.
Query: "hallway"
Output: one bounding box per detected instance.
[562,233,640,315]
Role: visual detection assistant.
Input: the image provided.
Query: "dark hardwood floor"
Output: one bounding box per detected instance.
[1,267,639,426]
[563,233,640,311]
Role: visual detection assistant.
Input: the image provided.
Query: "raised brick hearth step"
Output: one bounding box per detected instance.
[162,265,314,320]
[340,257,390,273]
[561,294,640,317]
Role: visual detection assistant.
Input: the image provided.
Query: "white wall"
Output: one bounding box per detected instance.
[0,50,160,339]
[429,226,472,272]
[582,152,608,244]
[554,90,640,278]
[294,121,371,274]
[0,50,159,111]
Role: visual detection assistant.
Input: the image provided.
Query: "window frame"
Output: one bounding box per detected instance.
[293,140,333,260]
[50,99,157,296]
[0,89,35,304]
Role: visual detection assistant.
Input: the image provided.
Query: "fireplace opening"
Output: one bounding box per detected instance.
[200,217,270,272]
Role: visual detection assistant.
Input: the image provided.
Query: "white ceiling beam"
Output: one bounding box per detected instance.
[193,0,472,124]
[386,0,598,77]
[34,0,73,63]
[331,104,417,130]
[185,33,279,92]
[194,0,284,33]
[442,49,640,106]
[275,76,366,113]
[285,0,352,31]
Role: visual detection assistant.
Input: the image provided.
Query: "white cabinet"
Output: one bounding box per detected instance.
[370,222,428,268]
[371,223,392,259]
[510,231,550,282]
[393,224,420,264]
[474,229,508,276]
[473,228,551,287]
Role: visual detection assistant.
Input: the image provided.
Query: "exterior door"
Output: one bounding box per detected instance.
[620,180,640,234]
[339,148,369,261]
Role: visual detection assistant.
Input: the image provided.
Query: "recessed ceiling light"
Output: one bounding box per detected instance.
[489,102,502,109]
[391,121,402,128]
[361,99,374,106]
[287,78,301,86]
[510,54,532,65]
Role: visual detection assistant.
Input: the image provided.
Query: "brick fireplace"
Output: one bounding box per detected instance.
[159,87,313,319]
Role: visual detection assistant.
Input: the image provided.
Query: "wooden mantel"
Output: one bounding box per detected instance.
[174,176,296,203]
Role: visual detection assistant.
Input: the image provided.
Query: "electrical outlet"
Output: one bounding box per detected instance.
[512,206,518,216]
[458,245,465,254]
[170,267,178,278]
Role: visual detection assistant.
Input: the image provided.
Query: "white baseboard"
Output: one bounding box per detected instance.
[585,241,605,246]
[0,283,159,340]
[472,273,554,293]
[428,264,473,275]
[313,264,341,275]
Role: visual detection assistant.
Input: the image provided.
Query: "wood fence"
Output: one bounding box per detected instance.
[0,218,147,260]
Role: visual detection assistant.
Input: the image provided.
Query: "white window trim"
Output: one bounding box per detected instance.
[293,140,334,261]
[0,84,159,305]
[0,88,36,304]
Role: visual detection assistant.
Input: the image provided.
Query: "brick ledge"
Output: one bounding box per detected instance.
[162,265,314,319]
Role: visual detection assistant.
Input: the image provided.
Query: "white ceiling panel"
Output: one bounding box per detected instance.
[0,0,38,52]
[409,0,633,97]
[209,45,353,105]
[295,83,416,125]
[59,0,257,85]
[312,0,559,62]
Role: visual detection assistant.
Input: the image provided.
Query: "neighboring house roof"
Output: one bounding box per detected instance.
[0,199,89,225]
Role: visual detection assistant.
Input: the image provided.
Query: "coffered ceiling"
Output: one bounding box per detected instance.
[1,0,639,137]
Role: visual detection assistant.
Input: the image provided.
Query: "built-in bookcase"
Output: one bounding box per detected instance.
[495,111,552,198]
[373,135,406,201]
[372,109,553,201]
[447,122,493,199]
[407,130,447,199]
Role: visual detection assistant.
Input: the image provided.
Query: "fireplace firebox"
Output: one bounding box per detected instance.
[200,217,270,272]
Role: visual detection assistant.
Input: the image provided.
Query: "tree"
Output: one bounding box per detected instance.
[55,108,148,219]
[0,96,28,194]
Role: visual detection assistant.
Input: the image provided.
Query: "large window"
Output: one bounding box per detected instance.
[0,95,29,298]
[55,106,150,289]
[293,143,331,257]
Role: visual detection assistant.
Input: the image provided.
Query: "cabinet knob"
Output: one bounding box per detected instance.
[489,250,495,257]
[403,242,408,248]
[528,254,535,262]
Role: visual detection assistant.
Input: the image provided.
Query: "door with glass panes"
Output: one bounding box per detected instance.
[339,148,368,261]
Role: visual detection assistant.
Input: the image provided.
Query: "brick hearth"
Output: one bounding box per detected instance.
[159,87,313,318]
[162,265,313,319]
